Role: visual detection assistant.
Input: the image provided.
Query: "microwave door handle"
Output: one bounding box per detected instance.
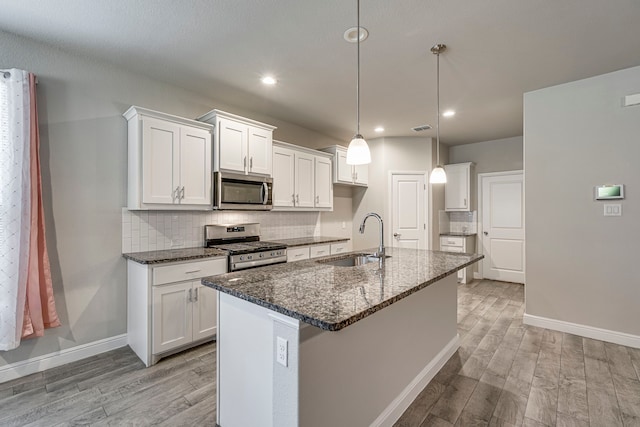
[262,182,269,205]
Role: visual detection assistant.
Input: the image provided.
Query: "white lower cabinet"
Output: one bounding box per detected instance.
[287,241,351,262]
[127,257,227,366]
[439,235,476,284]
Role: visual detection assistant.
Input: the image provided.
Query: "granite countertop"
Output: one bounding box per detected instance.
[271,236,350,247]
[440,232,478,237]
[202,247,483,331]
[123,247,228,265]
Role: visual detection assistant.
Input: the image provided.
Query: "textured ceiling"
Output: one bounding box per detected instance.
[2,0,640,146]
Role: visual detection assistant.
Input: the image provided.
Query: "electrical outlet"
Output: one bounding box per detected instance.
[342,221,346,229]
[276,337,288,367]
[604,204,622,216]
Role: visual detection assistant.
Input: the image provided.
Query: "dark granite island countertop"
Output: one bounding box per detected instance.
[202,247,482,331]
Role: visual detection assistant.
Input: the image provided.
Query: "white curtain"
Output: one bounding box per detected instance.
[0,69,31,351]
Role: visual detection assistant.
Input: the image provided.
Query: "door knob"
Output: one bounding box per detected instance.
[484,231,488,236]
[393,233,401,238]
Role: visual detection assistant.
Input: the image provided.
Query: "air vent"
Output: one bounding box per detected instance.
[411,124,432,132]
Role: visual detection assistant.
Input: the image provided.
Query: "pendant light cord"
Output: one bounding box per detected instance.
[356,0,361,136]
[436,49,440,165]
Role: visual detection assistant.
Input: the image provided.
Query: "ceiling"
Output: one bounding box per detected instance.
[2,0,640,146]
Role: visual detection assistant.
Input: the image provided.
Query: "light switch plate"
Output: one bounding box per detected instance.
[604,204,622,216]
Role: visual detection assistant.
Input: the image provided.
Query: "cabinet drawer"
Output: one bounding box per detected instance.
[310,244,331,258]
[153,258,227,286]
[441,246,464,253]
[330,241,352,255]
[287,247,310,262]
[440,236,464,248]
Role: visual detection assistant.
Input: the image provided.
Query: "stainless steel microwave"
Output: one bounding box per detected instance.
[213,172,273,210]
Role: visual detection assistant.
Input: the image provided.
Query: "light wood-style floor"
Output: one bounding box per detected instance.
[1,280,638,426]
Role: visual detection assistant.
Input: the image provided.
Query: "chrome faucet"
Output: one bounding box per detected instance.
[359,212,385,258]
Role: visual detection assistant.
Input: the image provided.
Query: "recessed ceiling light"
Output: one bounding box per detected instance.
[343,26,369,43]
[442,110,455,117]
[261,76,277,85]
[374,126,384,133]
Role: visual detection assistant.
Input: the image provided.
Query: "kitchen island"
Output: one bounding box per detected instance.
[202,247,482,427]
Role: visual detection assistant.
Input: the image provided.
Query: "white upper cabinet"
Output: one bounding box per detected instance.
[197,110,276,177]
[272,145,296,207]
[315,156,333,208]
[319,145,368,186]
[444,162,475,211]
[125,106,213,210]
[272,141,333,211]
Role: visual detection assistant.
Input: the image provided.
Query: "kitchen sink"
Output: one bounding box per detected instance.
[317,253,391,267]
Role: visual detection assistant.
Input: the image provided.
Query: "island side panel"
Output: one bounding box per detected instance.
[217,292,277,427]
[299,274,458,427]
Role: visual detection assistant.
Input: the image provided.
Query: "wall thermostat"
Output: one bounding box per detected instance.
[595,184,624,200]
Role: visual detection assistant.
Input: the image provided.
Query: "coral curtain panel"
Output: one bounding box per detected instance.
[0,69,59,351]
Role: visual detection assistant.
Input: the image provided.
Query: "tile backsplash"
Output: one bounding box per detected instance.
[122,208,321,253]
[439,210,477,234]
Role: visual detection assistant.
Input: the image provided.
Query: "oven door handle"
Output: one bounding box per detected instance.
[262,182,269,205]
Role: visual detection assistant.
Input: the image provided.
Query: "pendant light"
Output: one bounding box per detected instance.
[429,43,447,184]
[346,0,371,165]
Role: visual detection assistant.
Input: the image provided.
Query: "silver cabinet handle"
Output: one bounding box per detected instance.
[464,198,467,207]
[188,288,193,303]
[194,288,198,302]
[250,157,253,171]
[296,194,299,204]
[173,186,180,201]
[181,186,185,200]
[244,156,247,171]
[316,195,319,204]
[184,269,201,274]
[292,194,296,205]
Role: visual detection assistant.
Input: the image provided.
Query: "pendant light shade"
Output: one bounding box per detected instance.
[429,43,447,184]
[346,0,371,165]
[346,134,371,165]
[430,166,447,183]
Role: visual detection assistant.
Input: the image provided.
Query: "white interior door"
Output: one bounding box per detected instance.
[481,172,525,283]
[390,173,427,249]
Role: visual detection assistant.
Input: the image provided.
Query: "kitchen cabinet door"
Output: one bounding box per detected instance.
[142,117,180,205]
[179,126,212,206]
[192,285,217,341]
[295,152,315,208]
[444,163,474,211]
[152,281,193,354]
[353,163,368,185]
[218,118,248,174]
[336,149,353,183]
[247,126,272,175]
[314,156,333,209]
[272,145,296,207]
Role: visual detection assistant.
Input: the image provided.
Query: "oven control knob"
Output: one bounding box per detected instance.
[259,253,264,258]
[239,256,244,261]
[248,255,253,260]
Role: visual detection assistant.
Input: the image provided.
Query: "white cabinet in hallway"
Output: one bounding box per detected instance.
[127,257,227,366]
[272,141,333,211]
[444,162,475,211]
[197,109,276,176]
[320,145,368,186]
[439,235,476,283]
[124,106,213,210]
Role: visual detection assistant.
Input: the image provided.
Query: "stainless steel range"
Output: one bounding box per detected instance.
[205,223,287,272]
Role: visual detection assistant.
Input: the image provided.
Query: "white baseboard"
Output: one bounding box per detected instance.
[0,334,128,384]
[371,334,460,427]
[523,314,640,349]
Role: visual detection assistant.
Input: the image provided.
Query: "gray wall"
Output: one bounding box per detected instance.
[0,30,344,366]
[352,136,442,251]
[524,65,640,336]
